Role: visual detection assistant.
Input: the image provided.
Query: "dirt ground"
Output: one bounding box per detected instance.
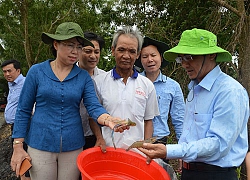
[0,115,19,179]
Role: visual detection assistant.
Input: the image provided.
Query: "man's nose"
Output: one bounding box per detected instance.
[122,50,130,58]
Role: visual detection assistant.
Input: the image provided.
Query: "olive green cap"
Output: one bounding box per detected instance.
[41,22,94,47]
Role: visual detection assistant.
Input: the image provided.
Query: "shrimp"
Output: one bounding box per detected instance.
[126,136,168,151]
[111,118,136,149]
[126,137,157,151]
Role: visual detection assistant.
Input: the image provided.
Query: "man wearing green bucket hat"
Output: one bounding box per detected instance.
[138,28,249,180]
[10,22,131,180]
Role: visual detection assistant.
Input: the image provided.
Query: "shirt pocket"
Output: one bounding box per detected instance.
[158,94,172,113]
[193,113,212,139]
[133,94,147,118]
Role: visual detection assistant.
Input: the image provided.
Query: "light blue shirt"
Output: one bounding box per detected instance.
[4,74,25,124]
[167,65,249,167]
[141,71,185,139]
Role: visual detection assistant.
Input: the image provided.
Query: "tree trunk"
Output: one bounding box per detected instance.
[239,16,250,94]
[19,0,33,68]
[235,14,250,180]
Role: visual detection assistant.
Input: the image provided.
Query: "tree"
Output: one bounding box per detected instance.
[208,0,250,93]
[0,0,118,74]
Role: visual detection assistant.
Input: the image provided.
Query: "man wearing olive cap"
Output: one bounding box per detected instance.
[138,28,249,180]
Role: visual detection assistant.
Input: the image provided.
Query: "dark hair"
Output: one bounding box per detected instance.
[84,32,105,51]
[1,59,21,70]
[50,44,57,58]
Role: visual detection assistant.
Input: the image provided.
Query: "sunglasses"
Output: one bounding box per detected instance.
[175,55,194,63]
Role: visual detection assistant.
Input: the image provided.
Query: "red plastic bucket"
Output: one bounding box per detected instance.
[77,147,170,180]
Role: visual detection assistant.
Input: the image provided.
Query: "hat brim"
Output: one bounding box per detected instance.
[163,45,232,62]
[135,36,169,69]
[41,33,94,47]
[143,37,169,55]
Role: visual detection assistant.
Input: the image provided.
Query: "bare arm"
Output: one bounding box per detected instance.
[89,117,106,152]
[144,119,153,140]
[246,152,250,180]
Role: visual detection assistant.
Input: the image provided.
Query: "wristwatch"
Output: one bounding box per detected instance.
[13,140,23,145]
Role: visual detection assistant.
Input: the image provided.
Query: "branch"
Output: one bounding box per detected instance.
[35,1,75,63]
[210,0,242,17]
[50,1,75,31]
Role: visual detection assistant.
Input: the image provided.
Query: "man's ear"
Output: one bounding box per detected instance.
[111,46,115,56]
[209,54,217,61]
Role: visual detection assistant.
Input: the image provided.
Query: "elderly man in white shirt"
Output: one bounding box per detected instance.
[94,26,159,150]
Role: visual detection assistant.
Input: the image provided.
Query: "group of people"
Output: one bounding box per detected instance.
[1,21,248,180]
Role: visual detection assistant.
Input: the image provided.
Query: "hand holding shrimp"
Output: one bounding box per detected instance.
[97,114,131,132]
[137,143,167,164]
[111,118,136,149]
[126,136,168,151]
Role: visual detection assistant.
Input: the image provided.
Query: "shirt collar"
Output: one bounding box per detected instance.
[76,61,99,77]
[9,74,24,86]
[43,59,82,81]
[141,70,167,83]
[188,65,221,91]
[93,66,99,76]
[112,67,138,79]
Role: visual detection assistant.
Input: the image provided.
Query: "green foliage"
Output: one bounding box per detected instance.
[0,0,241,89]
[236,166,241,179]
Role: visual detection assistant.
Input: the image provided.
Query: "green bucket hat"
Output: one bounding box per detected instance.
[134,36,169,69]
[41,22,94,47]
[163,28,232,62]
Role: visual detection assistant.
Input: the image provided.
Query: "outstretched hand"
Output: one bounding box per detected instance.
[107,117,131,132]
[138,143,167,164]
[98,114,132,133]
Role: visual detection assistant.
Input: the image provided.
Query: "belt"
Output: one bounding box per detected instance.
[182,162,236,172]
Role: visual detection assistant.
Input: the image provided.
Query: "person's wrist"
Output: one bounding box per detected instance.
[13,141,24,149]
[13,140,23,145]
[104,115,110,126]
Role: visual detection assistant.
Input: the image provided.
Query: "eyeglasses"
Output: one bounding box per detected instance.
[175,55,193,63]
[61,42,83,53]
